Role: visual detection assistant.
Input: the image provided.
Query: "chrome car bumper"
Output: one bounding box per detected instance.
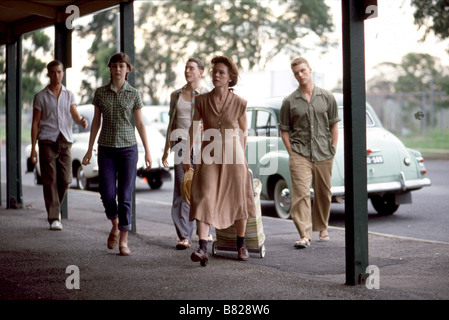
[328,177,431,196]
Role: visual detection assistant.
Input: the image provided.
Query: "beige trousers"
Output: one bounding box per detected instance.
[289,151,333,241]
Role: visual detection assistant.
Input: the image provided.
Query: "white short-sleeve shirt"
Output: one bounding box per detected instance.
[33,85,76,143]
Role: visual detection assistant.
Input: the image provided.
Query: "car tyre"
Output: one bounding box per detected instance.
[274,178,291,219]
[371,194,399,215]
[147,176,163,189]
[76,165,91,190]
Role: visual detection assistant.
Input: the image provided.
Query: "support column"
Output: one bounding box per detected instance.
[120,1,137,233]
[55,21,72,219]
[342,0,369,285]
[5,36,23,209]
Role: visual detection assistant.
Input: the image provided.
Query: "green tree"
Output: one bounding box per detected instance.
[411,0,449,41]
[395,53,441,93]
[78,1,334,104]
[367,53,449,133]
[368,53,449,94]
[77,9,119,104]
[0,31,52,110]
[136,0,334,103]
[410,1,449,97]
[366,62,398,93]
[21,31,52,108]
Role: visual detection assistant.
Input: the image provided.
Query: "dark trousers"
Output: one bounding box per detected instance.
[38,134,72,223]
[98,145,138,231]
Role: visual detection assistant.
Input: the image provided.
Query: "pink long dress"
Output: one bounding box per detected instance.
[189,91,256,229]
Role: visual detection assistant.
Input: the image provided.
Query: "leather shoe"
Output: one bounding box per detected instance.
[119,245,131,256]
[107,232,119,249]
[238,247,249,261]
[191,248,208,266]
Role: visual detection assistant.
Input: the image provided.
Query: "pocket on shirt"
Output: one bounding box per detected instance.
[119,99,135,120]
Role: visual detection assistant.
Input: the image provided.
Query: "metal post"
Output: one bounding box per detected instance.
[421,93,427,134]
[342,0,369,285]
[55,21,72,219]
[5,35,23,209]
[120,1,137,233]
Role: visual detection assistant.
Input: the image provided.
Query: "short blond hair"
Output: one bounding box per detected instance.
[290,57,310,68]
[47,60,63,71]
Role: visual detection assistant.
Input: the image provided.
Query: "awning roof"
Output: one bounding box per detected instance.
[0,0,124,45]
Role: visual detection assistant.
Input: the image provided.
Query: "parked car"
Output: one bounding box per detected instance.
[26,104,174,190]
[245,94,431,219]
[141,105,170,137]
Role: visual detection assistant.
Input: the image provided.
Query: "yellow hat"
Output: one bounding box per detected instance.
[181,168,194,205]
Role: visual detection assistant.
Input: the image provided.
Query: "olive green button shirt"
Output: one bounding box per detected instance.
[278,87,340,162]
[92,81,144,148]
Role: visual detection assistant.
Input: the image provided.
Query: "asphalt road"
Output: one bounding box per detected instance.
[329,158,449,243]
[3,146,448,244]
[133,158,449,243]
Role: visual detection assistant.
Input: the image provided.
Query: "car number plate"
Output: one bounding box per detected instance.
[367,155,384,164]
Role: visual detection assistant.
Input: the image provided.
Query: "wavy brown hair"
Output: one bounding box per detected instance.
[210,55,239,88]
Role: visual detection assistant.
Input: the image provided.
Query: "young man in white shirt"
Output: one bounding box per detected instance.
[31,60,88,230]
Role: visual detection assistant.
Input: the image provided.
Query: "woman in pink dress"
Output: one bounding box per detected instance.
[182,56,256,266]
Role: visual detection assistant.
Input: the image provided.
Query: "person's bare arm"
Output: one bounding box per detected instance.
[70,104,88,129]
[330,122,338,149]
[30,108,42,165]
[280,130,292,153]
[182,111,202,172]
[134,108,152,170]
[82,107,101,166]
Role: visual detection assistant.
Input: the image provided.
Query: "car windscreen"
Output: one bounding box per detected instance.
[337,108,375,128]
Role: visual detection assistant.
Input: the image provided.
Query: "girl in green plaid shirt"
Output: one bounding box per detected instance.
[83,53,152,256]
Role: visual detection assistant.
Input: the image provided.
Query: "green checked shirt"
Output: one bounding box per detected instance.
[92,81,144,148]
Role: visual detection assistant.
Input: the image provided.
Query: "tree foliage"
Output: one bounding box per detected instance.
[0,31,52,109]
[368,52,449,95]
[21,31,52,107]
[77,9,119,104]
[411,0,449,41]
[78,0,334,104]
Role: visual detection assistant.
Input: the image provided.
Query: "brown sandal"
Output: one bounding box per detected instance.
[119,245,131,256]
[107,232,119,249]
[191,248,208,266]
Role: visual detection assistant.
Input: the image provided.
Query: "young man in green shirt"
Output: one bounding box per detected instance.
[278,57,340,248]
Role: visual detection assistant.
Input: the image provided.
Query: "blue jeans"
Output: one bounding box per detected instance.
[98,145,138,231]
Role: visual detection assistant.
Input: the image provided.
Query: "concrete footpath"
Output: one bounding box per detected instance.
[1,183,448,308]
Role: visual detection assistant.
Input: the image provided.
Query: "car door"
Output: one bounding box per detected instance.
[246,108,257,175]
[246,108,279,177]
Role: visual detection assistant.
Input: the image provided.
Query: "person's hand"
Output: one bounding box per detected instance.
[162,151,169,168]
[144,152,152,171]
[80,116,88,129]
[30,149,38,165]
[182,163,191,173]
[82,150,92,166]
